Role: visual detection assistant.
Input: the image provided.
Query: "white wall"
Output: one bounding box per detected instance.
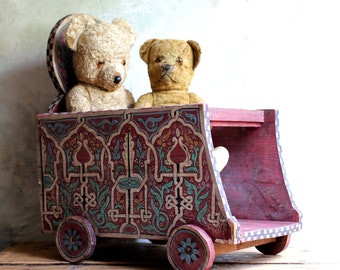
[0,0,339,250]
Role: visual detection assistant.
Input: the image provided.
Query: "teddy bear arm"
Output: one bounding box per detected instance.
[189,92,205,104]
[66,85,91,112]
[134,93,154,108]
[125,89,136,108]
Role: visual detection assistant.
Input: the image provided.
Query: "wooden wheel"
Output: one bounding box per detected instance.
[167,224,215,270]
[255,235,291,255]
[56,216,96,263]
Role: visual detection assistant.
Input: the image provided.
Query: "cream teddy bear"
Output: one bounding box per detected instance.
[65,14,136,112]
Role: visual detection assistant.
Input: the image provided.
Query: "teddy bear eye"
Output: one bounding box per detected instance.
[97,60,105,67]
[177,56,183,64]
[122,59,126,66]
[156,56,164,63]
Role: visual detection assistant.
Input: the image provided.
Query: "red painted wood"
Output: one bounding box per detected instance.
[211,109,300,222]
[37,103,302,267]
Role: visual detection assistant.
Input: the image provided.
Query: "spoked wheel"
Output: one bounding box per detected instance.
[56,216,96,263]
[255,235,291,255]
[167,224,215,270]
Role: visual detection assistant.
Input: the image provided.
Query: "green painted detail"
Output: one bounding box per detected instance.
[65,148,76,173]
[134,138,146,178]
[89,148,101,171]
[59,180,79,218]
[112,141,124,179]
[184,146,199,173]
[157,147,171,173]
[184,179,209,223]
[144,180,173,235]
[88,179,118,231]
[118,177,141,190]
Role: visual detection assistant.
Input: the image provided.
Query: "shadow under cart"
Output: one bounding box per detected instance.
[36,103,302,270]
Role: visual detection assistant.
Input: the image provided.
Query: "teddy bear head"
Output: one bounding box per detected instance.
[140,39,201,92]
[65,14,136,92]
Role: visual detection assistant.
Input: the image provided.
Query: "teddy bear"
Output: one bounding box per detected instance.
[134,39,204,108]
[135,38,229,171]
[64,14,136,112]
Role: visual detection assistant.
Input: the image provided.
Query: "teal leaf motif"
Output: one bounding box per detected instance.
[184,179,208,223]
[157,147,171,173]
[197,202,208,222]
[148,180,173,235]
[184,111,198,125]
[150,186,162,205]
[65,148,76,173]
[90,148,101,171]
[137,115,164,132]
[112,141,120,160]
[43,176,54,189]
[134,138,146,178]
[47,122,72,137]
[184,147,199,173]
[115,203,123,210]
[60,180,79,218]
[89,119,118,135]
[88,178,118,231]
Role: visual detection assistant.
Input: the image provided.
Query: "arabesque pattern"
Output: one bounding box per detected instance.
[38,105,230,240]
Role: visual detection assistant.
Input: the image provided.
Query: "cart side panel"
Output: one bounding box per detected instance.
[37,104,233,241]
[212,109,300,222]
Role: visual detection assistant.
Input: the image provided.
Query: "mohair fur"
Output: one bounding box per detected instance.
[135,38,229,171]
[65,14,136,112]
[134,39,204,108]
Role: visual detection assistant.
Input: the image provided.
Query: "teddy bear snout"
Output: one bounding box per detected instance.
[114,75,122,84]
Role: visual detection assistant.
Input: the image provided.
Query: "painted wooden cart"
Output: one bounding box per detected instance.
[37,14,302,270]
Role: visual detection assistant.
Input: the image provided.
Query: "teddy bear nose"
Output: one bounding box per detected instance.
[114,76,121,84]
[162,64,172,72]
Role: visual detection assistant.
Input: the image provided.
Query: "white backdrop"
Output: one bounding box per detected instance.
[0,0,339,251]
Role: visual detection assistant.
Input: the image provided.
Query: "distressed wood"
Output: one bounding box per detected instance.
[36,103,302,268]
[211,109,301,223]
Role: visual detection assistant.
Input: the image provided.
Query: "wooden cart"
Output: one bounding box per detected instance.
[37,15,302,270]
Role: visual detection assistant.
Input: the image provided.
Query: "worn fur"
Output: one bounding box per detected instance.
[65,14,136,112]
[135,38,229,171]
[135,39,203,108]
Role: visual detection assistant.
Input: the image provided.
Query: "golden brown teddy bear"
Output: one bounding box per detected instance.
[134,39,204,108]
[135,38,229,171]
[65,14,136,112]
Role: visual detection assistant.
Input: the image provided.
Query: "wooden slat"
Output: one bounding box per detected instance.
[209,107,264,127]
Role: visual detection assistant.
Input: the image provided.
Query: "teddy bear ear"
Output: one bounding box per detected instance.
[187,40,201,69]
[139,39,157,64]
[65,14,97,51]
[112,18,136,47]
